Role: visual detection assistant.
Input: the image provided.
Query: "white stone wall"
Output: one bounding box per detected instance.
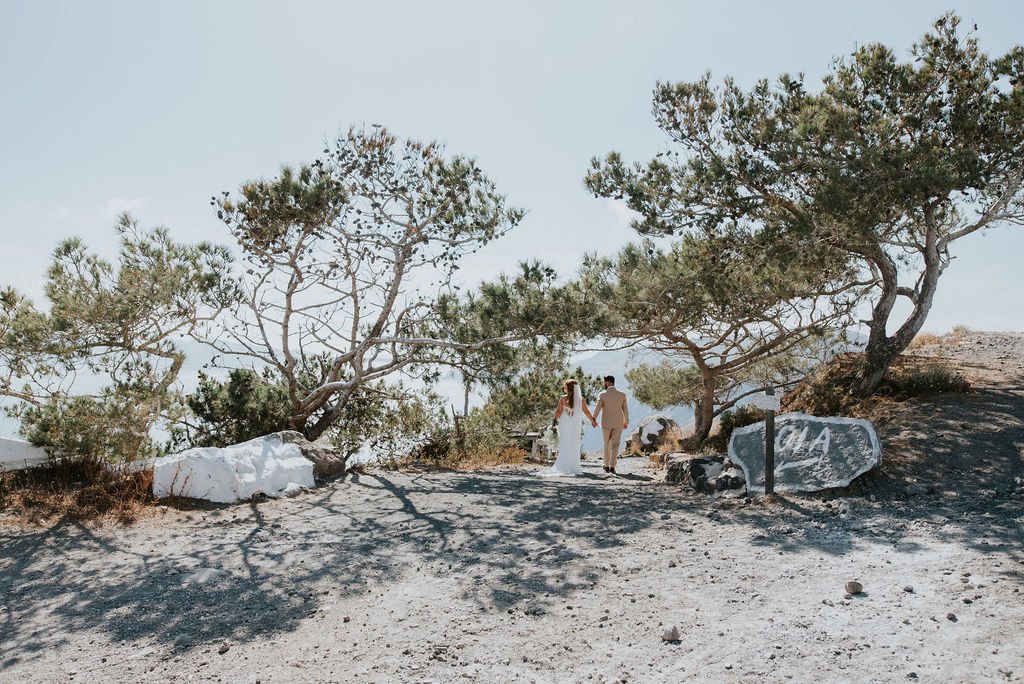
[0,437,50,472]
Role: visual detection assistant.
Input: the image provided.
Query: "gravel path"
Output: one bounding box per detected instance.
[2,460,1022,683]
[2,332,1023,683]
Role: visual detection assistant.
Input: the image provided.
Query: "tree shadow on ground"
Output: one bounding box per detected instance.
[0,468,687,668]
[1,411,1021,671]
[709,364,1024,575]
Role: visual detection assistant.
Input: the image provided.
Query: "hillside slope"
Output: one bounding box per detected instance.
[854,331,1024,501]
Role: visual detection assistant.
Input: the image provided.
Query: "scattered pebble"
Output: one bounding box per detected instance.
[661,626,681,642]
[845,581,864,595]
[182,568,228,586]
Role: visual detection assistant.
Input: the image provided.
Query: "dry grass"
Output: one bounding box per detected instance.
[782,351,971,423]
[624,423,689,458]
[450,447,531,471]
[0,456,156,525]
[909,332,942,348]
[381,446,530,472]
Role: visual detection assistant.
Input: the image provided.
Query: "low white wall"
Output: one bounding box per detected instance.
[0,437,50,472]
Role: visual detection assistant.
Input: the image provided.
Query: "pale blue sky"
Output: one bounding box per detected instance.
[2,0,1022,334]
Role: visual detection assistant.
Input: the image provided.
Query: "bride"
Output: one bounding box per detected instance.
[540,379,597,477]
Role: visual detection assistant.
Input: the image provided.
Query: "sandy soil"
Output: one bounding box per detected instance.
[1,332,1023,683]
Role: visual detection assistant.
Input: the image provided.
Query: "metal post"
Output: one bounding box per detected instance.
[764,386,776,496]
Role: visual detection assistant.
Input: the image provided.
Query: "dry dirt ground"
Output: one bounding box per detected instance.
[1,332,1023,683]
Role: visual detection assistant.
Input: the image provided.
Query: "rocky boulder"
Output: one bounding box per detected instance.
[664,453,746,495]
[276,430,348,479]
[729,412,882,494]
[628,415,678,454]
[153,432,316,503]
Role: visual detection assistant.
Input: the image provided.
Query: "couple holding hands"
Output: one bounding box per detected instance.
[542,375,629,477]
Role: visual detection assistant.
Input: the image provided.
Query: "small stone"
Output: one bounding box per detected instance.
[343,616,351,623]
[668,561,677,568]
[218,643,230,655]
[661,625,681,642]
[845,581,864,595]
[946,613,957,622]
[903,586,914,593]
[182,568,228,586]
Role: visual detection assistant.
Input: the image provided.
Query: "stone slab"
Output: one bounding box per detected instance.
[728,412,882,494]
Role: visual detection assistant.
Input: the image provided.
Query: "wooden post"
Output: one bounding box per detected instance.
[451,405,465,458]
[764,386,776,496]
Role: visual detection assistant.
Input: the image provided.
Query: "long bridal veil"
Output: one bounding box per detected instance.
[540,384,584,477]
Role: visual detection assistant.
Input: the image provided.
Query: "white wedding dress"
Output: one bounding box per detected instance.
[539,385,585,477]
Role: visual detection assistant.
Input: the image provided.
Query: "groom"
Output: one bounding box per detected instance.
[591,375,629,475]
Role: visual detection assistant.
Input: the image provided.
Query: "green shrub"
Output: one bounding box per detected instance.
[18,385,173,462]
[177,368,450,467]
[178,369,291,448]
[891,362,970,397]
[704,404,768,452]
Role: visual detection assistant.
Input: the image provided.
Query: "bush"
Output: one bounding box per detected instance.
[177,369,291,448]
[18,387,172,462]
[382,407,527,469]
[782,352,971,419]
[890,362,971,398]
[704,404,768,452]
[177,368,450,469]
[781,353,863,416]
[0,455,154,523]
[909,332,942,348]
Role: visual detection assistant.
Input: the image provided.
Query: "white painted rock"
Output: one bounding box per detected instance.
[628,415,678,453]
[729,413,882,494]
[0,437,50,472]
[153,433,315,503]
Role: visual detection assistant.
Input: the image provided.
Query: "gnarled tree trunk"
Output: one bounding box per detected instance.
[854,219,944,396]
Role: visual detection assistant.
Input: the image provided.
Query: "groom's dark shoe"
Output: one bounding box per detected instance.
[610,468,616,475]
[603,466,609,473]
